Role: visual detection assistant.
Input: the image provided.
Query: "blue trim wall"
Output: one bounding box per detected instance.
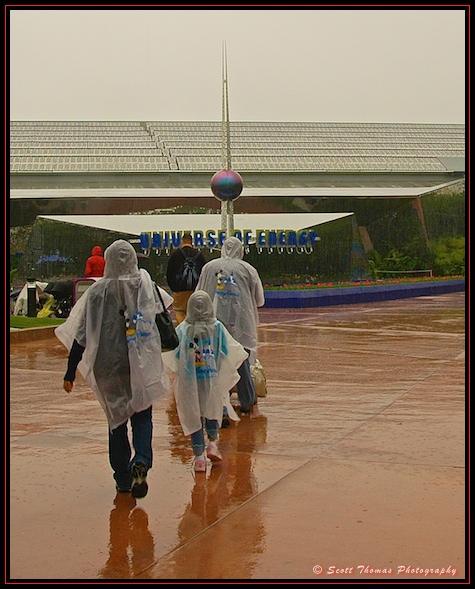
[263,280,465,308]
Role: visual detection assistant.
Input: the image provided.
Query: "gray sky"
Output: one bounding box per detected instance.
[8,7,467,124]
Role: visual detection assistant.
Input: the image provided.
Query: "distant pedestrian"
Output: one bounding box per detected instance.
[162,290,247,472]
[56,239,171,498]
[166,233,206,324]
[84,245,106,277]
[196,236,265,418]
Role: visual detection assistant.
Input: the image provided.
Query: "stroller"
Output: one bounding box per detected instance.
[41,280,74,319]
[10,287,23,315]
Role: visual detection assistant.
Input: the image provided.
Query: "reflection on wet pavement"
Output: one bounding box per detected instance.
[9,293,466,580]
[98,493,156,579]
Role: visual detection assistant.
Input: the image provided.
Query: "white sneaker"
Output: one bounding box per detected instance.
[206,441,223,462]
[193,454,209,472]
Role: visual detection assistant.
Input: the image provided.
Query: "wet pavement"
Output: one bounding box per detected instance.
[8,292,466,582]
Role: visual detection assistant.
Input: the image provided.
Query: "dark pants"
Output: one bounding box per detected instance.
[108,406,153,490]
[236,352,256,412]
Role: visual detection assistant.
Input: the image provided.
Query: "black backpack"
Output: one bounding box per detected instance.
[176,248,201,290]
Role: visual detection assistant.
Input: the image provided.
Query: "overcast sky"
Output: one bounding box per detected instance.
[8,7,467,124]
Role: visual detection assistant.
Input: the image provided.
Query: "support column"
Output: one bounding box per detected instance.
[27,278,37,317]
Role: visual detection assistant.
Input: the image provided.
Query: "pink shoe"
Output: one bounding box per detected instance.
[206,441,223,462]
[193,454,209,472]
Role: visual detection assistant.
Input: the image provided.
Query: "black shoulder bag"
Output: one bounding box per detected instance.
[154,284,179,351]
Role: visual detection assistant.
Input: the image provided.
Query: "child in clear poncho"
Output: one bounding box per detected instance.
[162,290,248,472]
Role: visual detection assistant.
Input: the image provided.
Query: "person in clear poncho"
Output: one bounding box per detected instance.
[162,290,248,472]
[55,239,172,498]
[196,236,265,418]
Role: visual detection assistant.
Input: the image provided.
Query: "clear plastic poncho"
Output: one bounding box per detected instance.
[55,239,171,430]
[162,290,248,436]
[196,236,265,363]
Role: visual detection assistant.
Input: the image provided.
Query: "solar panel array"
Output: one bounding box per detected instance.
[10,120,464,173]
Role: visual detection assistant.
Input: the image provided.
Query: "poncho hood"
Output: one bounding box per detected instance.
[185,290,216,325]
[221,236,244,259]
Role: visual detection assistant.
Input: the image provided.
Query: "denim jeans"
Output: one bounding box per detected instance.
[190,417,219,456]
[108,406,153,490]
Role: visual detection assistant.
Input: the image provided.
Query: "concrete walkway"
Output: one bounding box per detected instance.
[8,292,466,581]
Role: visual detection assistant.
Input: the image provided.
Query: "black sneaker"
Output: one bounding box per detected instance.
[221,414,230,428]
[131,461,148,498]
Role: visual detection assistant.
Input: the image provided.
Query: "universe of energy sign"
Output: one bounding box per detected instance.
[139,228,319,255]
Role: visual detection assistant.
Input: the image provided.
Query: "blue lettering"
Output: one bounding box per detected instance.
[308,231,318,246]
[194,231,204,247]
[140,233,150,249]
[152,232,162,249]
[206,230,216,248]
[257,231,266,247]
[288,231,298,246]
[171,232,181,248]
[298,231,308,246]
[141,227,318,251]
[218,231,227,246]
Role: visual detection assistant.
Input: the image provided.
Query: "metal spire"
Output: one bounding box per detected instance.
[221,41,234,235]
[222,40,231,171]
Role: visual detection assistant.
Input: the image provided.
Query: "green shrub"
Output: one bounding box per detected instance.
[367,248,426,278]
[430,237,465,276]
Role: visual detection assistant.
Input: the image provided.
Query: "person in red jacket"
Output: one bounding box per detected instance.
[85,245,106,277]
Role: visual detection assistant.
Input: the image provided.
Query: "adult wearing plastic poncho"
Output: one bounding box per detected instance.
[55,240,172,498]
[162,290,247,471]
[196,236,265,417]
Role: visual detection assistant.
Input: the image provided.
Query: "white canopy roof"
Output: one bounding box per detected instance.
[39,212,353,235]
[12,181,461,200]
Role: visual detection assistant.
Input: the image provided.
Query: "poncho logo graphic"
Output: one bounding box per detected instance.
[216,271,238,298]
[125,310,153,343]
[190,337,218,379]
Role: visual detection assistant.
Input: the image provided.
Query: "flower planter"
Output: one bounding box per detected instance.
[263,279,465,308]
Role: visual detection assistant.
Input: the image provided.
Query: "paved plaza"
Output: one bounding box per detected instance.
[8,292,466,581]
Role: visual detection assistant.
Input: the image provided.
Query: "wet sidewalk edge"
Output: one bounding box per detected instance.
[10,279,465,343]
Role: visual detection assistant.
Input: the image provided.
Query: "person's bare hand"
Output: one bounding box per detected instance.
[63,380,74,393]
